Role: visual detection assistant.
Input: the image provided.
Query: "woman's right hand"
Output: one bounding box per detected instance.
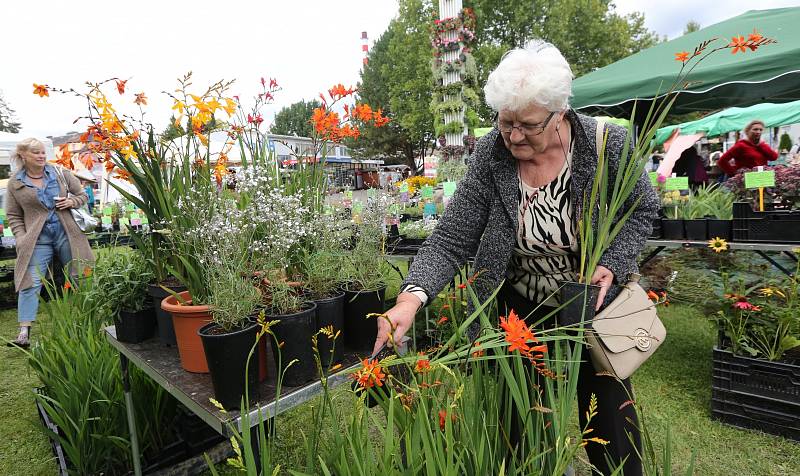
[372,292,422,356]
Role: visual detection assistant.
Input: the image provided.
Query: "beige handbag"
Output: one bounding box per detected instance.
[586,120,667,380]
[586,275,666,379]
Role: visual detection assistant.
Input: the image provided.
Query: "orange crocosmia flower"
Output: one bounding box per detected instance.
[134,93,147,106]
[415,358,431,373]
[63,281,72,291]
[105,160,116,173]
[353,103,374,122]
[500,309,539,356]
[646,290,659,301]
[748,29,763,42]
[372,109,390,127]
[674,51,690,63]
[730,36,747,54]
[351,358,386,389]
[115,79,127,95]
[438,410,447,431]
[328,83,355,100]
[437,316,448,325]
[33,83,49,97]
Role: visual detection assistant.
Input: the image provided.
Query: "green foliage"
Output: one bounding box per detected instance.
[0,92,21,133]
[438,121,464,136]
[353,0,435,170]
[160,115,186,142]
[91,248,154,312]
[690,184,734,220]
[466,0,660,120]
[684,20,701,35]
[779,132,793,152]
[206,267,260,332]
[270,99,321,138]
[437,157,468,182]
[27,253,177,475]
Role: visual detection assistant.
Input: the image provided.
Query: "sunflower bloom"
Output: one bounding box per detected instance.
[708,237,729,253]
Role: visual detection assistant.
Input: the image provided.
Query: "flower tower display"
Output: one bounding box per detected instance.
[431,1,479,164]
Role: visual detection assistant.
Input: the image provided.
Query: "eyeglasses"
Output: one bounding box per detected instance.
[497,112,555,136]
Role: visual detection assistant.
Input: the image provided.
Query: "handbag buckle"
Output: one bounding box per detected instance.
[633,328,651,351]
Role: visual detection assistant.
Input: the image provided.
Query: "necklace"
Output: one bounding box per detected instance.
[26,172,44,179]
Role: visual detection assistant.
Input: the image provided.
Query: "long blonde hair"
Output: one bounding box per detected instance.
[11,138,46,173]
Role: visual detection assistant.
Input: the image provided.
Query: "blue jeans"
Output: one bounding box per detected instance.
[18,228,72,323]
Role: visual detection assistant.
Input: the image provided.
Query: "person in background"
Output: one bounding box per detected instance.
[716,120,777,175]
[74,170,97,213]
[672,146,708,188]
[5,139,95,348]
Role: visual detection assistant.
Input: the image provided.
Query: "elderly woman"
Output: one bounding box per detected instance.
[374,42,658,475]
[5,138,94,348]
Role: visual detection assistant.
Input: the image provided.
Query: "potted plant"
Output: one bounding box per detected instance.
[301,248,348,366]
[398,218,438,246]
[341,205,392,351]
[711,271,800,440]
[109,251,157,343]
[660,190,688,240]
[681,193,708,241]
[261,278,319,387]
[696,184,734,240]
[198,266,261,410]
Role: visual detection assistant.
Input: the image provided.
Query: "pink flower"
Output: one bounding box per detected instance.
[657,174,667,184]
[733,301,759,311]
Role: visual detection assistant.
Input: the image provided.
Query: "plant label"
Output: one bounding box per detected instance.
[101,216,113,224]
[3,228,12,237]
[103,206,113,215]
[665,176,689,191]
[345,190,353,200]
[127,204,136,211]
[367,188,376,199]
[421,185,434,199]
[141,217,149,225]
[130,213,140,220]
[400,191,409,203]
[443,181,457,197]
[423,203,437,217]
[744,170,775,189]
[400,183,409,193]
[648,172,659,187]
[131,218,142,226]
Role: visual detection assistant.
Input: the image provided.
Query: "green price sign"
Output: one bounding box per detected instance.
[664,176,689,191]
[423,203,437,216]
[400,183,409,193]
[127,204,136,211]
[119,218,130,227]
[344,190,353,200]
[130,213,141,220]
[421,185,434,199]
[443,181,457,197]
[141,217,149,225]
[3,228,12,237]
[102,216,113,224]
[103,207,113,215]
[648,172,659,187]
[744,170,776,189]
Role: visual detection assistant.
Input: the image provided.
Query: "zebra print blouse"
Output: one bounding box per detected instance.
[506,150,579,306]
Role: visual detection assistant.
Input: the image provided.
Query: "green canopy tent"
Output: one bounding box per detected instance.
[571,7,800,119]
[654,99,800,144]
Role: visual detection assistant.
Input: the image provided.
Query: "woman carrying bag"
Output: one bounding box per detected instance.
[5,138,94,348]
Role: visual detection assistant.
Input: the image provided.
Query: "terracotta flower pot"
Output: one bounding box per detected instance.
[161,291,211,373]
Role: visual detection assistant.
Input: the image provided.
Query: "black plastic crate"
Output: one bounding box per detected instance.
[732,202,800,243]
[711,387,800,441]
[712,346,800,404]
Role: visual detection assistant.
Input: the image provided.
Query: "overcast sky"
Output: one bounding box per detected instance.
[2,0,797,139]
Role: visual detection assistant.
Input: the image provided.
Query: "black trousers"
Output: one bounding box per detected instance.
[497,283,642,476]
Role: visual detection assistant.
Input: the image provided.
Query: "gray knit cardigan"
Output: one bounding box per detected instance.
[402,110,659,308]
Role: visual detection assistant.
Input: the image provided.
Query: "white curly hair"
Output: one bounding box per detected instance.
[483,40,574,113]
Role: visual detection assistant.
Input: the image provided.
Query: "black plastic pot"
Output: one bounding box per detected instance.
[314,292,345,366]
[344,287,386,351]
[268,302,318,387]
[649,217,663,239]
[708,219,733,241]
[400,236,427,246]
[684,218,708,241]
[558,282,600,326]
[148,282,186,346]
[198,321,260,410]
[661,219,685,240]
[114,307,156,343]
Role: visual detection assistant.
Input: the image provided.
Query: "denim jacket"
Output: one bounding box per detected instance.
[16,165,64,241]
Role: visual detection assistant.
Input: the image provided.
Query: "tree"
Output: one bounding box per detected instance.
[0,93,21,133]
[353,0,436,171]
[466,0,660,121]
[684,20,701,35]
[270,100,321,137]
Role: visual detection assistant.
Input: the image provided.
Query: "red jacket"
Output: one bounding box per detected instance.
[717,139,778,175]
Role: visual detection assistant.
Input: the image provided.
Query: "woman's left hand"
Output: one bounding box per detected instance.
[591,265,614,311]
[55,197,74,210]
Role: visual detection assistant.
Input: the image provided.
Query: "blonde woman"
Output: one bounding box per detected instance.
[5,138,94,347]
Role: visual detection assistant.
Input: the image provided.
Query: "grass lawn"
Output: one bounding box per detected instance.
[2,289,798,475]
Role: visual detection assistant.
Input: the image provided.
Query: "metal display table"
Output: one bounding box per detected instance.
[105,326,364,476]
[640,239,799,276]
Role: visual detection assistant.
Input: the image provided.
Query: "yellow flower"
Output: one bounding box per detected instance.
[223,98,237,115]
[172,100,186,115]
[759,287,786,298]
[708,237,729,253]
